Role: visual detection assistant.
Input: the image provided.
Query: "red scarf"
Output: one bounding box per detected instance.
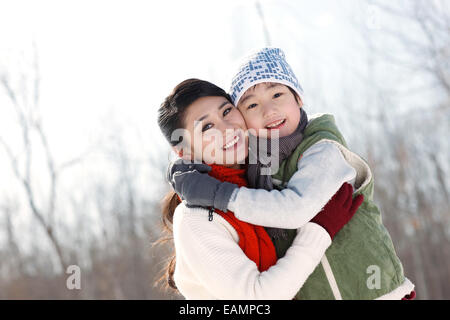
[207,164,277,272]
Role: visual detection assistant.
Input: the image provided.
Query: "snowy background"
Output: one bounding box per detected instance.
[0,0,449,299]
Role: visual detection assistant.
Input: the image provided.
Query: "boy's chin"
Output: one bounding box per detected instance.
[277,125,297,138]
[249,127,293,139]
[266,130,288,139]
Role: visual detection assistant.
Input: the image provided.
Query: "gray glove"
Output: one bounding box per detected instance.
[166,158,238,212]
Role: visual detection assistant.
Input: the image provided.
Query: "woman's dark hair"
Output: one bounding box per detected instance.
[158,78,232,146]
[156,79,231,291]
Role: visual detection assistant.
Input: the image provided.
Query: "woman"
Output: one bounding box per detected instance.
[157,79,362,299]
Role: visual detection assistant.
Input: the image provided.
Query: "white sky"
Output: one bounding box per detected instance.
[0,0,366,182]
[2,0,439,251]
[0,0,363,250]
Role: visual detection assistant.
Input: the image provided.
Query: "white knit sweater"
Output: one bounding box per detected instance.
[172,204,331,300]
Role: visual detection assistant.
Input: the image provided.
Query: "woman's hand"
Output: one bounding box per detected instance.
[310,183,364,239]
[166,158,238,211]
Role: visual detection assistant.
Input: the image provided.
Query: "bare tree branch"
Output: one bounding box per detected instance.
[0,44,68,273]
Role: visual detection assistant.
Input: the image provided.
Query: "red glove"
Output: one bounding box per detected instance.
[311,183,364,239]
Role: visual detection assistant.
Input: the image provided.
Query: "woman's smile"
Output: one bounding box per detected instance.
[223,134,240,150]
[223,130,245,151]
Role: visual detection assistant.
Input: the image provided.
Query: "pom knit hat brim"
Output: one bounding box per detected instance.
[229,47,304,107]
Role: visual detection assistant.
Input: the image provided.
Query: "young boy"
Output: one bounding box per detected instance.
[168,48,415,299]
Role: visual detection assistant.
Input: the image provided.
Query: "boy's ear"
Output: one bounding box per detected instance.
[298,96,303,108]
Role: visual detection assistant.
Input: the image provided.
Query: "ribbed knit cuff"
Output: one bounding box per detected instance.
[214,182,238,212]
[227,188,240,212]
[293,222,332,257]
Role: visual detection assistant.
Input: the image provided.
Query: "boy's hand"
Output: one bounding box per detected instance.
[166,159,238,212]
[311,183,364,239]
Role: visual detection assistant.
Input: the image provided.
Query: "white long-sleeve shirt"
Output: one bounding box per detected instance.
[228,140,361,229]
[172,203,331,300]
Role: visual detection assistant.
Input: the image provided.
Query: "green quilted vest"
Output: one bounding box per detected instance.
[271,114,405,300]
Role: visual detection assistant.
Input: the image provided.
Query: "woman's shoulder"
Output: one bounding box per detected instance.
[173,203,239,242]
[173,202,210,226]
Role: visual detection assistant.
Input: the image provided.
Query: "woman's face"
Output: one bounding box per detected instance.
[179,96,248,167]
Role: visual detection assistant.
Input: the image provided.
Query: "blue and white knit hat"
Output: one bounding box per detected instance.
[229,47,304,106]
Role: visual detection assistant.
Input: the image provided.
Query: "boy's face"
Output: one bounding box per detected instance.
[237,82,303,138]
